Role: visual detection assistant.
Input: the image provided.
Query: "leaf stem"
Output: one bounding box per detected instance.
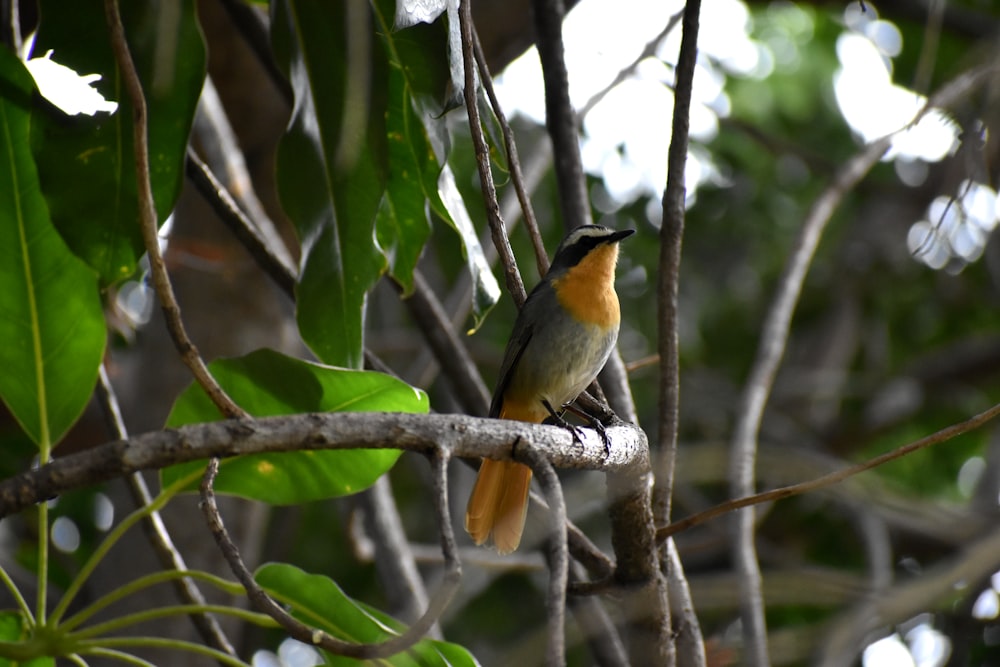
[0,557,33,625]
[61,569,244,632]
[47,469,202,626]
[70,604,277,640]
[76,637,251,667]
[77,648,150,667]
[36,489,48,625]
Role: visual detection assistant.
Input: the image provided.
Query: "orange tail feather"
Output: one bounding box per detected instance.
[465,459,533,554]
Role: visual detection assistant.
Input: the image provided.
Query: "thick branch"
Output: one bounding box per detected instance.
[0,414,647,518]
[606,467,670,665]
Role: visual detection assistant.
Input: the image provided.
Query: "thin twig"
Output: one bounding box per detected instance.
[728,144,895,667]
[665,539,706,667]
[217,0,293,102]
[95,365,237,659]
[103,0,246,420]
[654,0,700,529]
[358,477,434,631]
[719,61,999,667]
[578,8,684,119]
[531,0,591,231]
[185,151,297,299]
[654,2,703,664]
[198,449,461,660]
[457,0,526,306]
[471,29,549,277]
[658,398,1000,541]
[192,75,296,272]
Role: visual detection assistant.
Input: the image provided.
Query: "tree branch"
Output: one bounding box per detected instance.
[458,0,526,306]
[398,272,491,417]
[518,443,568,667]
[722,51,995,667]
[103,0,246,420]
[566,563,629,667]
[95,366,237,660]
[531,0,591,230]
[0,414,647,518]
[606,466,670,665]
[655,0,700,530]
[472,29,549,278]
[198,447,461,660]
[185,151,297,300]
[659,398,1000,541]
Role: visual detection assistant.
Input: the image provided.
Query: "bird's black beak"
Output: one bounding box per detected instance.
[608,229,635,244]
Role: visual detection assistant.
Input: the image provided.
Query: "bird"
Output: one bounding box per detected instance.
[465,224,635,554]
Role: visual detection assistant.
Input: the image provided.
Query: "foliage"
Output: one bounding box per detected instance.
[0,0,999,665]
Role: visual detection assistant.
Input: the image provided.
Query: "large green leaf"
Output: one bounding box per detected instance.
[272,1,499,363]
[371,1,500,320]
[373,60,434,295]
[256,563,480,667]
[161,349,427,504]
[30,0,206,285]
[0,50,105,450]
[271,0,388,369]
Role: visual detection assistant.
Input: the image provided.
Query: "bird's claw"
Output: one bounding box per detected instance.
[542,399,586,447]
[589,417,612,457]
[542,399,612,453]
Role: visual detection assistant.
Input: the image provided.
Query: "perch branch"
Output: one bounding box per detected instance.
[0,414,647,518]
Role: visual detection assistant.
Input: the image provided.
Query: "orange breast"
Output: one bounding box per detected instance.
[550,244,621,330]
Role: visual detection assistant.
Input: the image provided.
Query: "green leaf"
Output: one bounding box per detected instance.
[374,61,433,294]
[256,563,481,667]
[161,349,427,504]
[0,50,105,450]
[371,2,500,320]
[271,0,389,368]
[30,0,206,285]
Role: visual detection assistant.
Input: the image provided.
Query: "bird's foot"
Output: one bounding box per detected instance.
[542,399,586,447]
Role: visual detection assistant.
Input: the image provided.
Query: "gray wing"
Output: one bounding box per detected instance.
[488,283,550,418]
